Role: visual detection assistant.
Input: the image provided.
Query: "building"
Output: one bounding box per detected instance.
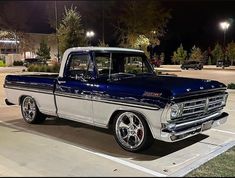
[0,32,58,66]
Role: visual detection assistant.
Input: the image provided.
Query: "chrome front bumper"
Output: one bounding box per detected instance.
[160,112,228,142]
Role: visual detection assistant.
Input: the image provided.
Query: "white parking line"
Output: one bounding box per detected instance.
[168,140,235,177]
[80,149,167,177]
[0,120,166,177]
[211,129,235,135]
[225,109,235,112]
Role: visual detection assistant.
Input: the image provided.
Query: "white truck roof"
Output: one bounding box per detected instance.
[64,46,144,53]
[59,47,144,77]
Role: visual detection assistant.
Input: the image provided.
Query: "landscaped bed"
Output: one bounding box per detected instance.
[187,146,235,177]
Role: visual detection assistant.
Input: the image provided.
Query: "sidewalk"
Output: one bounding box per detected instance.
[0,67,26,73]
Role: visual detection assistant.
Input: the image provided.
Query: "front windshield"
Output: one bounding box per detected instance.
[94,52,154,79]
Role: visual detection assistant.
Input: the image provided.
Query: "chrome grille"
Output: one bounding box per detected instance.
[181,94,225,117]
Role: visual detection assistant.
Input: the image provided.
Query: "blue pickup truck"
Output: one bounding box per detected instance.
[4,47,229,152]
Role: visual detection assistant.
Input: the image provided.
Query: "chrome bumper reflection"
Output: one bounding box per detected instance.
[160,112,228,142]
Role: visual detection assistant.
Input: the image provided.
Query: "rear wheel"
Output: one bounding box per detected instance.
[113,111,154,152]
[21,96,46,124]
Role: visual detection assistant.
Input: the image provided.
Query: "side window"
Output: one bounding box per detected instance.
[95,54,111,76]
[66,53,92,79]
[125,56,148,74]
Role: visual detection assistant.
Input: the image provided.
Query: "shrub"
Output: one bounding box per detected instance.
[52,63,60,73]
[46,66,52,73]
[228,83,235,89]
[27,64,60,73]
[33,65,40,72]
[40,65,47,72]
[27,65,35,72]
[13,61,24,66]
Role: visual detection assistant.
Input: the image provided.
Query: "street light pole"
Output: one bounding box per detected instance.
[220,21,230,68]
[55,1,60,62]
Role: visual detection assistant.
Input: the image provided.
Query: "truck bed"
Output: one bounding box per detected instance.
[4,74,58,91]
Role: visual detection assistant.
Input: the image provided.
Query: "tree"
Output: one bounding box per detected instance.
[227,41,235,66]
[208,56,212,65]
[36,39,51,64]
[115,0,171,48]
[57,6,86,55]
[160,52,165,64]
[212,43,223,65]
[190,45,203,61]
[133,35,150,57]
[172,44,187,64]
[97,40,109,47]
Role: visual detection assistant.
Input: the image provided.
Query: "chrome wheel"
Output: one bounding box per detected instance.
[22,96,36,122]
[115,112,145,150]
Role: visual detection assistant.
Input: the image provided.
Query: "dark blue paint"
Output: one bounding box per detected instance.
[5,75,56,90]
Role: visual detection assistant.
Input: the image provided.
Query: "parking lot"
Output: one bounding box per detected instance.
[0,70,235,176]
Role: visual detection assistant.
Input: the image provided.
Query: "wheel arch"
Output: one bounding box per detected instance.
[19,95,40,109]
[108,109,155,138]
[19,95,28,105]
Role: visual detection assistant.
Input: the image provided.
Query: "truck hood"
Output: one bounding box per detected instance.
[111,75,226,99]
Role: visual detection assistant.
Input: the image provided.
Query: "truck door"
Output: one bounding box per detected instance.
[55,52,94,124]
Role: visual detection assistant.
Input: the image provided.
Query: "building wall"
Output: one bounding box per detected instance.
[0,32,58,64]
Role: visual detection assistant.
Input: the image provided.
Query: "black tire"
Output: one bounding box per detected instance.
[113,111,154,152]
[21,96,46,124]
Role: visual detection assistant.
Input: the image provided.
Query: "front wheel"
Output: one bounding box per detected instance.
[21,96,46,124]
[113,111,154,152]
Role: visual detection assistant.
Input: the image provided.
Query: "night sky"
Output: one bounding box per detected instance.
[0,0,234,61]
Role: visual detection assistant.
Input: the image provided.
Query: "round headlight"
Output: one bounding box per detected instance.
[171,104,180,118]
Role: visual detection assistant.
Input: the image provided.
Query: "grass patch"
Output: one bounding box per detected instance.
[187,146,235,177]
[0,60,5,67]
[228,83,235,89]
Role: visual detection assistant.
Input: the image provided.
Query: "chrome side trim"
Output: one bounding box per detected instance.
[4,86,53,95]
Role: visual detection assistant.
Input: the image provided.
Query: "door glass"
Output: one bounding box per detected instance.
[66,54,92,79]
[95,52,153,79]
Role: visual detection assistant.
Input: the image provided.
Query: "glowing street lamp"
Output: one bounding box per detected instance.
[219,21,230,68]
[86,31,95,45]
[220,21,230,46]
